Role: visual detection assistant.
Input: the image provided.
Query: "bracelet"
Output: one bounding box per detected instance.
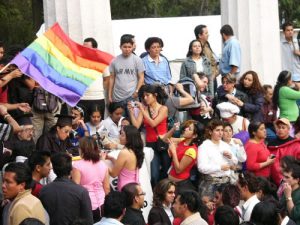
[3,114,11,121]
[286,197,292,201]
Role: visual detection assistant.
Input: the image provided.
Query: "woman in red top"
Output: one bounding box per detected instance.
[245,122,275,177]
[167,120,203,193]
[129,84,168,188]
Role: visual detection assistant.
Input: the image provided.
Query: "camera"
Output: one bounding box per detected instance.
[131,101,138,108]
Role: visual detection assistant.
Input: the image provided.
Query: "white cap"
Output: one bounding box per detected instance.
[216,102,240,118]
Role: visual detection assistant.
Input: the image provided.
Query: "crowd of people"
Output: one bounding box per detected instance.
[0,21,299,225]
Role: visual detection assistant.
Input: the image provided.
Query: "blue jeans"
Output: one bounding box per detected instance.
[147,142,171,188]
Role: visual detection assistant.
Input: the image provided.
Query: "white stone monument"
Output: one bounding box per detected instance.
[221,0,281,85]
[43,0,114,54]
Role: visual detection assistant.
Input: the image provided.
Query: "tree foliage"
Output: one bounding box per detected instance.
[110,0,220,19]
[279,0,300,27]
[0,0,38,47]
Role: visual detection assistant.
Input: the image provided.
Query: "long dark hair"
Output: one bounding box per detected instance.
[139,84,168,105]
[186,39,203,57]
[123,125,144,168]
[181,120,205,146]
[248,121,265,139]
[239,70,263,95]
[272,70,291,110]
[204,119,223,140]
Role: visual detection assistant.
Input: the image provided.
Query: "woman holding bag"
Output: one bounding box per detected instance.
[129,84,169,188]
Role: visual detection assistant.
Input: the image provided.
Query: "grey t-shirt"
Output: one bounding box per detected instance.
[165,96,180,118]
[110,54,145,102]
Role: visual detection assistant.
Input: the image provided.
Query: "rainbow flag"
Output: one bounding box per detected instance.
[11,23,114,107]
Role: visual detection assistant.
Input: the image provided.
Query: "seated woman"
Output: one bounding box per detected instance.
[72,137,110,223]
[86,105,103,137]
[197,119,238,197]
[245,122,275,178]
[167,120,203,193]
[97,102,124,150]
[222,122,247,183]
[148,179,176,225]
[36,114,73,154]
[103,125,144,191]
[236,71,264,122]
[129,84,169,188]
[214,73,248,117]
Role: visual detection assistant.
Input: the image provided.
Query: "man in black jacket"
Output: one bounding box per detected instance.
[121,182,146,225]
[40,152,93,225]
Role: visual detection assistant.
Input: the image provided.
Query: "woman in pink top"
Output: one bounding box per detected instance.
[245,122,275,178]
[72,137,110,223]
[104,125,144,191]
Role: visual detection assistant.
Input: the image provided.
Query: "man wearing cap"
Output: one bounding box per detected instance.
[281,22,300,75]
[4,113,35,162]
[214,74,248,117]
[268,118,300,186]
[36,114,73,154]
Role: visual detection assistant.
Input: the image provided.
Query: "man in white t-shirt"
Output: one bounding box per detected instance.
[237,171,260,222]
[79,37,110,121]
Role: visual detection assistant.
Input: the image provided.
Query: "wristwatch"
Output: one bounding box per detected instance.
[286,197,293,201]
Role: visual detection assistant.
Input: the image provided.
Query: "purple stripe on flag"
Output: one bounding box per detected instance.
[11,54,81,107]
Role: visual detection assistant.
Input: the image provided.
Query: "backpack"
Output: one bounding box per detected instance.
[173,77,201,110]
[32,87,59,113]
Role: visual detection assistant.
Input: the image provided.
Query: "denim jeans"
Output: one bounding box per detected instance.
[147,142,171,188]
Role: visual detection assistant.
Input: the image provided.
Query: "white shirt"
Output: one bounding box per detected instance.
[82,67,110,100]
[97,116,123,141]
[197,139,238,177]
[228,138,247,163]
[242,195,260,221]
[231,115,249,135]
[94,217,123,225]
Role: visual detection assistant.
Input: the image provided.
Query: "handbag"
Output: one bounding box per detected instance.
[148,107,169,152]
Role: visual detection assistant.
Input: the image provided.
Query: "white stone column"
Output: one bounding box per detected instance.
[221,0,281,85]
[43,0,114,54]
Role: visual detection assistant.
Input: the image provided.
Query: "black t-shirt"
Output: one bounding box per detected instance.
[268,136,294,147]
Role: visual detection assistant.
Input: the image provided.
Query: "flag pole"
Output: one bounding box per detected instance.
[0,63,11,73]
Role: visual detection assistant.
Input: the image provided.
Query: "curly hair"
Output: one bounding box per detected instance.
[239,70,263,95]
[152,179,176,207]
[123,125,144,169]
[204,119,223,140]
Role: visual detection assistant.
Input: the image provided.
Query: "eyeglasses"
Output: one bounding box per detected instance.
[137,192,146,196]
